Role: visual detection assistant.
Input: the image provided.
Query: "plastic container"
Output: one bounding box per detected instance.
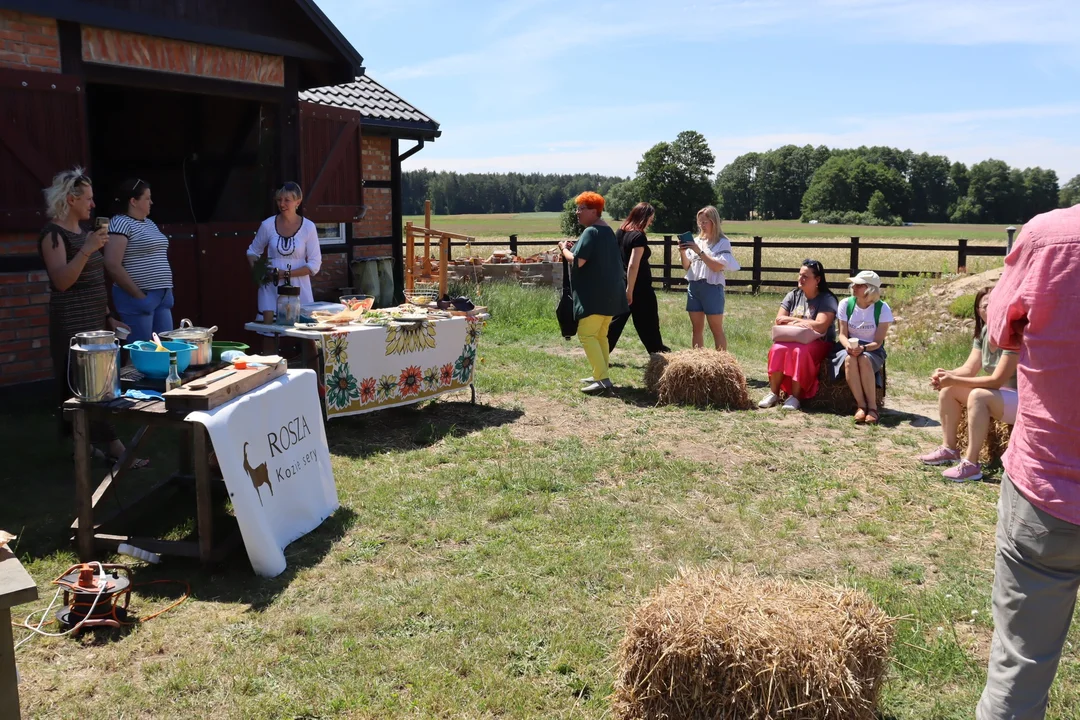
[124,341,197,378]
[117,543,161,564]
[211,341,250,362]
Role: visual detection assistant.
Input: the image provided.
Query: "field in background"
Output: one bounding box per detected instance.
[405,213,1010,283]
[404,212,1020,243]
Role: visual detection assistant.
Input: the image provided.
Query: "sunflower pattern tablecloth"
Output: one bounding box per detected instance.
[319,316,482,417]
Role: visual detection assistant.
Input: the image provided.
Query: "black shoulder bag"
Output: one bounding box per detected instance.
[555,255,578,339]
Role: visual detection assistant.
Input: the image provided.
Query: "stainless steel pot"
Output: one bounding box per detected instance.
[68,331,121,403]
[160,318,218,365]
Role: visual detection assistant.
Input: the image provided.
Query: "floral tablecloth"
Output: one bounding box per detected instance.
[319,316,482,418]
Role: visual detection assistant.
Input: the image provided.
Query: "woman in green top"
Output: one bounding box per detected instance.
[557,191,629,394]
[916,285,1018,482]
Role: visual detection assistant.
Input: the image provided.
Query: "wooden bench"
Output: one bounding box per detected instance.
[1,548,38,719]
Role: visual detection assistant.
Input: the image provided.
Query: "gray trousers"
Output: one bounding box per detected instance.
[977,474,1080,719]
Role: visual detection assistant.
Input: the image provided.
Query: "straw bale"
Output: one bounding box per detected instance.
[644,349,752,410]
[614,569,895,720]
[805,359,885,415]
[956,410,1012,464]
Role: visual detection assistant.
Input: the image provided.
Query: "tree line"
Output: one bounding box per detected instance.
[401,170,627,215]
[712,145,1065,226]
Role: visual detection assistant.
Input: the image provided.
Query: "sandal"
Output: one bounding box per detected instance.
[865,409,879,425]
[854,407,867,423]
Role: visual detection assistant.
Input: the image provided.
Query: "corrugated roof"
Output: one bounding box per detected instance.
[300,75,440,139]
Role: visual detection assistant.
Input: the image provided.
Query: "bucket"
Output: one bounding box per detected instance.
[68,333,121,403]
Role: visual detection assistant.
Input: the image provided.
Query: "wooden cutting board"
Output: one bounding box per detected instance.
[164,361,287,411]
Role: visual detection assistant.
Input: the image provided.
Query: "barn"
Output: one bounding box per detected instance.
[0,1,440,386]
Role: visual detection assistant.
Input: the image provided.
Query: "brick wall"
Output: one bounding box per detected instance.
[0,231,53,384]
[0,11,60,72]
[310,252,349,301]
[362,136,391,182]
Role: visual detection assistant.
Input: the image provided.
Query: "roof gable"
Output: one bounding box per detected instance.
[300,75,441,140]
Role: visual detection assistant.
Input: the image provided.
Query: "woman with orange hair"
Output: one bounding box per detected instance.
[557,191,629,394]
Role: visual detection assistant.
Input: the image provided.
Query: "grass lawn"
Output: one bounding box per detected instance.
[6,282,1080,719]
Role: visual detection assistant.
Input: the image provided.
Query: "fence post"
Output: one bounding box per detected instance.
[509,234,518,256]
[662,235,672,291]
[751,236,762,294]
[446,237,452,262]
[957,238,968,274]
[849,237,860,276]
[1006,226,1016,254]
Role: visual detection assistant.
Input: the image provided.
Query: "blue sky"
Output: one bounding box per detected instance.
[315,0,1080,182]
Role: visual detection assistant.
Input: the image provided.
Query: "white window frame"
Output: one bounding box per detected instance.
[315,222,348,247]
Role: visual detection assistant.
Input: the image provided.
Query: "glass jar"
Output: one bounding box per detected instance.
[275,285,301,326]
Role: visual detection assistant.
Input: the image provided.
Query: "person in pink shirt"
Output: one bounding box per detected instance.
[977,203,1080,720]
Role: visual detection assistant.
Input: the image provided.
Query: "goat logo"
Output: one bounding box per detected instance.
[243,442,274,505]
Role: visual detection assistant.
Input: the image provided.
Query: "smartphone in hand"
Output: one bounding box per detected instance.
[94,216,110,231]
[677,231,695,247]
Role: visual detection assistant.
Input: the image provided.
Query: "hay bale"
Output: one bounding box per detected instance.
[956,410,1012,464]
[614,569,895,720]
[805,358,885,415]
[644,349,751,410]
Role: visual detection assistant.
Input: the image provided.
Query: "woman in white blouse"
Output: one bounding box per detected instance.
[678,205,741,350]
[246,182,322,323]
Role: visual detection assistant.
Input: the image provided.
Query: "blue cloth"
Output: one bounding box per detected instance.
[686,279,726,315]
[113,286,174,342]
[123,389,164,401]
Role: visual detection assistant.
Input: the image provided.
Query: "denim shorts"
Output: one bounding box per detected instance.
[686,280,726,315]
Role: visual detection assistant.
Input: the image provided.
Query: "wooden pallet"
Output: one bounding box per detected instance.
[164,361,286,411]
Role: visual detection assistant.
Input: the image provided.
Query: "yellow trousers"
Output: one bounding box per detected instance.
[577,314,613,382]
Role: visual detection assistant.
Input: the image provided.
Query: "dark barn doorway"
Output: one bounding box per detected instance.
[86,83,280,340]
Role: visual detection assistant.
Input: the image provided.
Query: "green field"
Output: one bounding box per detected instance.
[405,212,1020,243]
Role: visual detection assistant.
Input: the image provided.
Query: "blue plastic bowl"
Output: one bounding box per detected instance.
[124,341,197,378]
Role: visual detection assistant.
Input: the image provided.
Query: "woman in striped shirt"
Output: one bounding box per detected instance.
[105,178,174,342]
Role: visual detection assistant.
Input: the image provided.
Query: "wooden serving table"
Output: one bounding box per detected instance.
[1,548,37,719]
[62,361,285,565]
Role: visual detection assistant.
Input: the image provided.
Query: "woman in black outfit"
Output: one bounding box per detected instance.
[608,202,670,354]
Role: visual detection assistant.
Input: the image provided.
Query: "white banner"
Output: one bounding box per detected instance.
[187,370,338,577]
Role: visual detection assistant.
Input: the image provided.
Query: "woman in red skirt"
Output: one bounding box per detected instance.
[758,260,839,411]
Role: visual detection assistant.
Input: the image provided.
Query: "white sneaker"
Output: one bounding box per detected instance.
[781,395,801,411]
[580,377,595,384]
[757,392,780,409]
[581,379,613,394]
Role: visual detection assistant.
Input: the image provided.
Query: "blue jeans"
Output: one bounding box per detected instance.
[113,286,174,342]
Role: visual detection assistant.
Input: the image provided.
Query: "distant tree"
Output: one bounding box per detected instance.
[1062,174,1080,208]
[907,153,957,222]
[949,195,982,223]
[801,155,910,219]
[754,145,830,220]
[949,162,970,198]
[966,159,1015,224]
[714,152,759,220]
[635,130,718,232]
[1021,167,1060,220]
[560,198,585,238]
[605,179,641,220]
[867,190,890,220]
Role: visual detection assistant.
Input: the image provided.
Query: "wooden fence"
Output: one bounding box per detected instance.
[413,234,1009,293]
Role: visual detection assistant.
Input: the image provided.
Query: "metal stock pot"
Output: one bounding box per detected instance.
[160,318,218,366]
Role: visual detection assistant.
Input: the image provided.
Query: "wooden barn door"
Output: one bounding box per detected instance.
[298,101,365,222]
[0,69,88,231]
